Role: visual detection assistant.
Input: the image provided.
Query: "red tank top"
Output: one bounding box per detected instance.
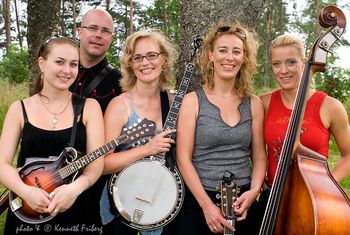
[264,89,330,186]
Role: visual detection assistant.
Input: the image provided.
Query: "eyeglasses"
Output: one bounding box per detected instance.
[216,26,246,40]
[131,52,163,63]
[81,25,113,36]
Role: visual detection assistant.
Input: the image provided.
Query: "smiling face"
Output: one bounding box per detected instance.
[78,9,113,62]
[271,45,305,91]
[39,43,79,91]
[130,37,166,85]
[209,34,244,82]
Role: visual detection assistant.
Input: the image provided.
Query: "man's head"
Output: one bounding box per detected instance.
[78,8,114,65]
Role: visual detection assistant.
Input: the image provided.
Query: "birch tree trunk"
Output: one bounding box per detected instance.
[179,0,266,90]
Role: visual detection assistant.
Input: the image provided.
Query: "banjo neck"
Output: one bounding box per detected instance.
[155,62,195,160]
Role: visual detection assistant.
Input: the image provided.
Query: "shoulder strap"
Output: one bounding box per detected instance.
[82,64,114,97]
[69,93,86,147]
[20,100,28,123]
[160,90,170,125]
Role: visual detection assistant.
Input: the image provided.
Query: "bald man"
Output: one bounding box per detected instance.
[70,8,122,113]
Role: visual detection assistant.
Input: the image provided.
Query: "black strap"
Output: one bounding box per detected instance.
[160,91,176,171]
[82,64,114,97]
[69,94,86,147]
[160,90,170,125]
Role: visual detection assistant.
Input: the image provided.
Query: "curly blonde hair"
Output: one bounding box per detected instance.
[198,21,259,98]
[120,29,178,92]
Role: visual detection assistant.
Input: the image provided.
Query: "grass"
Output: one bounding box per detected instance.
[0,79,28,234]
[0,80,349,233]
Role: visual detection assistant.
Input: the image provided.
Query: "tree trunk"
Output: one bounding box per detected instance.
[14,0,23,48]
[179,0,266,90]
[28,0,61,95]
[3,0,11,51]
[72,0,76,37]
[263,0,273,87]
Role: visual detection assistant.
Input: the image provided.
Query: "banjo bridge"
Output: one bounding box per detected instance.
[135,196,151,204]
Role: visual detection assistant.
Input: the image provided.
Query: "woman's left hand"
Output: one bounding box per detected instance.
[233,189,257,221]
[43,184,80,216]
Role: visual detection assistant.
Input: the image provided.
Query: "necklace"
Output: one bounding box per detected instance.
[39,94,71,129]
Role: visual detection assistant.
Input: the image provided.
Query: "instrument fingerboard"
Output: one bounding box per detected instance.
[163,62,194,131]
[155,62,194,159]
[59,119,156,178]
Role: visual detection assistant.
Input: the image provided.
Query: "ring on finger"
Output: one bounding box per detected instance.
[54,208,60,214]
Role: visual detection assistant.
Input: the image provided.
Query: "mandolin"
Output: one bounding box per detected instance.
[8,118,155,224]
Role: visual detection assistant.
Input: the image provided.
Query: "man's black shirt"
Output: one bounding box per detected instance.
[70,58,122,113]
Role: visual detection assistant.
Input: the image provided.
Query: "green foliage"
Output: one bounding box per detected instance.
[0,45,29,84]
[314,66,350,103]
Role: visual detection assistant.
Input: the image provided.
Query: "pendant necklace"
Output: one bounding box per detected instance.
[40,94,70,129]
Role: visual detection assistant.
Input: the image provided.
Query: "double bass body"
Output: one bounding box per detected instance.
[275,145,350,234]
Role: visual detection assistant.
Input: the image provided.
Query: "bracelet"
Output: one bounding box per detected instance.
[81,173,92,188]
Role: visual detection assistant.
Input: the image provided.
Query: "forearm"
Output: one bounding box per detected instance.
[0,163,32,198]
[103,145,150,175]
[331,156,350,183]
[250,156,266,197]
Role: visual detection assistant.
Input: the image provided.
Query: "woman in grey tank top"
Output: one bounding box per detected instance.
[165,21,267,235]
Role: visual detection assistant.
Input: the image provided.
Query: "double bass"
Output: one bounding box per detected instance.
[259,5,350,235]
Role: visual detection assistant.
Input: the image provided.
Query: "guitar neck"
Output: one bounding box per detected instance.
[58,134,130,178]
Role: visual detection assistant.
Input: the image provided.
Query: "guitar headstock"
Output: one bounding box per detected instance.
[221,171,239,228]
[120,118,156,145]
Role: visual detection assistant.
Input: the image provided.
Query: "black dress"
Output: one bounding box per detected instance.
[4,101,102,234]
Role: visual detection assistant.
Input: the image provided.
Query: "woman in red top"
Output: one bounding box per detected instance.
[259,34,350,211]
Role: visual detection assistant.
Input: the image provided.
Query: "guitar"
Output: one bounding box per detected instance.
[8,118,156,224]
[220,171,239,235]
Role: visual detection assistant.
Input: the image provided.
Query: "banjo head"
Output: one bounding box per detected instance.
[112,159,183,229]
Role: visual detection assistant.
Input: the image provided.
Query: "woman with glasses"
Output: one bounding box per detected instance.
[99,29,178,235]
[0,36,105,234]
[163,21,266,235]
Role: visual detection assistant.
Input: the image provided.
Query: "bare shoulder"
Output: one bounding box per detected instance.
[259,91,272,111]
[322,95,347,118]
[249,94,264,115]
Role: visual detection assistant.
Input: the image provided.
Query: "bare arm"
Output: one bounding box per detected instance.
[324,97,350,182]
[103,94,175,175]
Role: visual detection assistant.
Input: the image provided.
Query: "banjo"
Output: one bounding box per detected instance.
[109,36,203,231]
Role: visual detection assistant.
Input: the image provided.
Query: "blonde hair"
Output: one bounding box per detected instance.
[198,21,259,98]
[270,34,305,59]
[120,29,178,92]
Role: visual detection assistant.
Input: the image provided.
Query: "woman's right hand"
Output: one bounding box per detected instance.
[202,201,235,234]
[22,185,51,213]
[142,129,176,156]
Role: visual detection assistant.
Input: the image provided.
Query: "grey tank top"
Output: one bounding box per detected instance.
[193,88,252,191]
